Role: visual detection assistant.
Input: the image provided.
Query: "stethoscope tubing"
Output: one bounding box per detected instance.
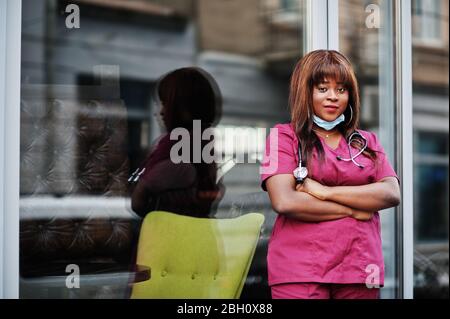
[336,131,367,168]
[296,130,368,181]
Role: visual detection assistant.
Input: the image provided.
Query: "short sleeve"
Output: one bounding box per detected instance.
[260,124,298,191]
[369,132,399,183]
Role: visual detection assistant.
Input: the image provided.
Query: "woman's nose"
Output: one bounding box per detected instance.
[327,90,338,100]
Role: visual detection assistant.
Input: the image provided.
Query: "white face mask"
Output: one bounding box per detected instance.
[313,114,345,131]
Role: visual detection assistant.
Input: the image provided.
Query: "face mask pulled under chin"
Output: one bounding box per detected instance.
[313,114,345,131]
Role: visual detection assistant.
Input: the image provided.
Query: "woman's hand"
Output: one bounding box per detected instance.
[351,209,374,221]
[295,178,374,221]
[295,178,330,201]
[312,177,400,212]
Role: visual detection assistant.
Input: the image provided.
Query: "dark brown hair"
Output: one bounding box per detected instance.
[156,67,222,131]
[154,67,223,216]
[289,50,377,166]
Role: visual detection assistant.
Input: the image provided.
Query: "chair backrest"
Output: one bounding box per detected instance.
[130,211,265,299]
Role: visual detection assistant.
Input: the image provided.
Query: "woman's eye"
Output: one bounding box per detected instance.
[338,88,346,93]
[318,87,327,92]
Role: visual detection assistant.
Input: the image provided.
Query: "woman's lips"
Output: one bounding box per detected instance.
[324,105,339,112]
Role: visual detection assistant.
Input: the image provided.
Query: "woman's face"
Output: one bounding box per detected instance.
[312,78,349,123]
[154,101,168,131]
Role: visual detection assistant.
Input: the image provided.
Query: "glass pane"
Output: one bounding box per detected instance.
[339,0,399,298]
[414,164,448,241]
[416,132,449,155]
[412,0,449,299]
[20,0,307,298]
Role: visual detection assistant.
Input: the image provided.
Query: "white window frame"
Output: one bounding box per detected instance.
[397,0,414,299]
[306,0,339,51]
[0,0,21,299]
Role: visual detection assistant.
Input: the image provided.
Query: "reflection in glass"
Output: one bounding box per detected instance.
[20,0,307,298]
[130,67,224,218]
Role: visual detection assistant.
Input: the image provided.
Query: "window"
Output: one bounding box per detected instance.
[412,0,449,299]
[414,132,449,242]
[413,132,449,298]
[281,0,298,11]
[412,0,443,45]
[265,0,304,26]
[1,0,422,299]
[339,0,401,299]
[18,0,307,299]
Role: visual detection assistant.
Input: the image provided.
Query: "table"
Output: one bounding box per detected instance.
[20,262,151,298]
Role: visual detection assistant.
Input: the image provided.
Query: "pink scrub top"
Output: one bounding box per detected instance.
[260,123,398,287]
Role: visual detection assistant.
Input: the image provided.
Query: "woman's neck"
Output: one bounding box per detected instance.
[312,125,339,136]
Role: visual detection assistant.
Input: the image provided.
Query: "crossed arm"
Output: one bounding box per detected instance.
[265,175,400,222]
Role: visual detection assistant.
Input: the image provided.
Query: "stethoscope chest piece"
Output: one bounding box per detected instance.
[293,166,308,183]
[294,141,308,184]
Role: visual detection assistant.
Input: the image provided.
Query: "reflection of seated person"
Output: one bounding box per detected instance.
[131,67,223,218]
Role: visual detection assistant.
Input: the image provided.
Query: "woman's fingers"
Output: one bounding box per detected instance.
[351,210,374,221]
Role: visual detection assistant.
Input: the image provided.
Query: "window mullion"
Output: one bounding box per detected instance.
[0,0,21,299]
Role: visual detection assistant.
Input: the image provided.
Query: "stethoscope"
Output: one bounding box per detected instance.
[293,130,368,184]
[128,167,146,183]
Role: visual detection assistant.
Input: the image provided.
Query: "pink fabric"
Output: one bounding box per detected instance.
[271,283,380,299]
[260,123,398,287]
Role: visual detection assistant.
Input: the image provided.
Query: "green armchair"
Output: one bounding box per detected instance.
[131,211,264,299]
